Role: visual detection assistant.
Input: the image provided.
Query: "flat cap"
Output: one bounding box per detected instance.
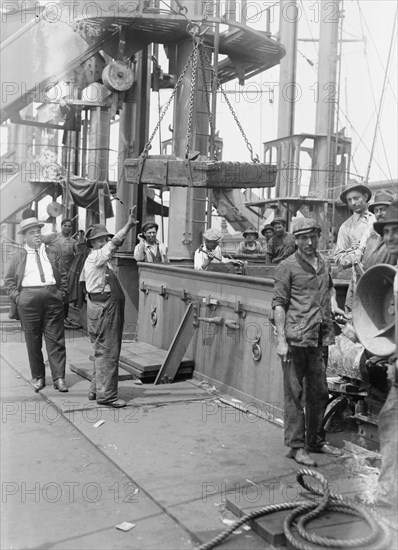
[203,228,222,242]
[292,218,322,236]
[271,217,286,226]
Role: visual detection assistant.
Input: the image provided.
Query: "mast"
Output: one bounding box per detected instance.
[276,0,298,198]
[310,0,341,243]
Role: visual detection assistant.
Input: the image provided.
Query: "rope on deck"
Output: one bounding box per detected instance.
[197,469,392,550]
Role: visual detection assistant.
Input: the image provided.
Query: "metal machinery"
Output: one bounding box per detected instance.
[325,264,398,450]
[1,0,285,332]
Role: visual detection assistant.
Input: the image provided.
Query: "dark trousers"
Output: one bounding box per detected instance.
[87,297,124,404]
[282,346,329,450]
[18,287,66,381]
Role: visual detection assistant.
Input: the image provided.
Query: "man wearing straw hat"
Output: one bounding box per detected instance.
[4,216,68,392]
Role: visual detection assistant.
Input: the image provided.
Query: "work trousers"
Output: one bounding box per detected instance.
[282,345,329,450]
[18,286,66,381]
[87,296,124,404]
[377,384,398,507]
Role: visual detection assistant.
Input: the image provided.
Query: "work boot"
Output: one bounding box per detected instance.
[53,378,68,392]
[307,443,342,456]
[32,378,45,392]
[99,399,126,408]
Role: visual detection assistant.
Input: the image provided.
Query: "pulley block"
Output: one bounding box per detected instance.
[102,61,134,92]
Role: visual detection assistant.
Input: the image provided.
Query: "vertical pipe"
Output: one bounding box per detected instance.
[277,0,298,197]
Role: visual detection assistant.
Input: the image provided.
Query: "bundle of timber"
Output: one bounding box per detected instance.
[118,341,194,383]
[124,155,277,189]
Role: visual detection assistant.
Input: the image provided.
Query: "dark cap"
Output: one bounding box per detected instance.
[292,218,322,236]
[339,180,372,205]
[271,217,286,227]
[85,224,114,247]
[368,189,395,213]
[141,221,159,233]
[373,201,398,236]
[261,224,274,236]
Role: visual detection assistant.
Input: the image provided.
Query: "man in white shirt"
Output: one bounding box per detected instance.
[80,207,137,408]
[4,217,68,392]
[333,181,375,269]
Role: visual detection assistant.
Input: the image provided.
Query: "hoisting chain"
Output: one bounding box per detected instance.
[201,46,260,163]
[198,44,216,159]
[185,43,199,159]
[139,43,198,159]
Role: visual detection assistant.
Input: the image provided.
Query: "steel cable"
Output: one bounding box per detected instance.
[197,469,391,550]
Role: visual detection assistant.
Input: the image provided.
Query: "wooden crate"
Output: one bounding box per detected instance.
[124,156,277,188]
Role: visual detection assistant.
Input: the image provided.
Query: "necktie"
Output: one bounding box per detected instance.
[35,249,46,283]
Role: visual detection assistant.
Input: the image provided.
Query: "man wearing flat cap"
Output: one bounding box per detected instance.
[4,217,69,393]
[133,221,168,263]
[265,217,295,264]
[237,227,264,256]
[333,181,375,270]
[80,207,137,408]
[272,218,345,466]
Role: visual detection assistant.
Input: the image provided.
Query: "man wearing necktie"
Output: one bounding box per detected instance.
[4,217,68,392]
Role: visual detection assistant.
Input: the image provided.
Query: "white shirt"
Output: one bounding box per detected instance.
[194,245,227,270]
[80,230,124,293]
[333,210,376,267]
[22,243,56,287]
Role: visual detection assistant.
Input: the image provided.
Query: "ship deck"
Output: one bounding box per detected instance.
[1,322,396,549]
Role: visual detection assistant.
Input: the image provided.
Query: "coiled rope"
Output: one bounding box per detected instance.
[197,469,392,550]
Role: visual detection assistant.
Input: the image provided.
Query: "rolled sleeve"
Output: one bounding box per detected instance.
[272,263,291,309]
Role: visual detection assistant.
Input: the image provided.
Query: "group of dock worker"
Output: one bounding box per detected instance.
[4,182,397,508]
[272,195,398,510]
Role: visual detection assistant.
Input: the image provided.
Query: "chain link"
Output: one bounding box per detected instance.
[198,45,216,159]
[140,45,197,157]
[201,47,260,162]
[185,43,199,158]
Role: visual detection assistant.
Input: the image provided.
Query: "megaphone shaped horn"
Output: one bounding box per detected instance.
[352,264,397,357]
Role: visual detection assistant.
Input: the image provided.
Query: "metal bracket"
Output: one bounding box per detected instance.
[159,285,168,299]
[140,282,149,294]
[181,289,190,302]
[203,296,219,307]
[234,300,246,318]
[184,159,194,186]
[225,320,240,330]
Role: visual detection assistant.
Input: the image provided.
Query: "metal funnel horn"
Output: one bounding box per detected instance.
[352,264,397,357]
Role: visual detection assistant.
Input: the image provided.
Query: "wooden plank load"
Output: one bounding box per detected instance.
[119,342,194,383]
[124,155,277,188]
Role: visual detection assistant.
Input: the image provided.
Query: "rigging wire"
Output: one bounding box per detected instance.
[355,0,394,182]
[356,0,398,103]
[365,8,397,182]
